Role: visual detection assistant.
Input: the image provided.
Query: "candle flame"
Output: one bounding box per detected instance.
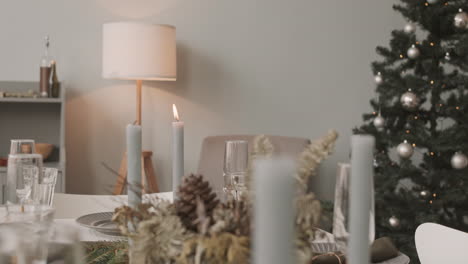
[173,104,180,121]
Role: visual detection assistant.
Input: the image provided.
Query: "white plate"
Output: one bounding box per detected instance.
[75,212,122,236]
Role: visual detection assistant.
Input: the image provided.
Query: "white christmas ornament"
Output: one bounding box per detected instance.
[451,152,468,169]
[397,140,414,158]
[407,45,420,59]
[454,9,468,29]
[374,72,383,84]
[389,216,400,227]
[427,0,439,4]
[400,90,420,110]
[373,115,385,130]
[404,23,416,34]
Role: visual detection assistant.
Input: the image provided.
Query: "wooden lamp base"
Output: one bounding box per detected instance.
[113,150,159,195]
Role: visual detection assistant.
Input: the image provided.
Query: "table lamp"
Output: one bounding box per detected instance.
[102,22,177,194]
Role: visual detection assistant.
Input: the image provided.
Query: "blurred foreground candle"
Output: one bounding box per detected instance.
[348,135,375,264]
[172,104,184,200]
[127,124,142,208]
[253,157,296,264]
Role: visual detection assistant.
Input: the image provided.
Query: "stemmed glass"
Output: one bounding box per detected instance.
[223,140,248,201]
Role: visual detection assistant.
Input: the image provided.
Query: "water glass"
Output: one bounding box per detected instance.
[223,140,248,201]
[0,204,55,264]
[33,168,58,206]
[16,166,37,205]
[7,153,43,204]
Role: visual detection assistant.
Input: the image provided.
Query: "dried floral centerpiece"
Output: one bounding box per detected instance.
[113,130,339,264]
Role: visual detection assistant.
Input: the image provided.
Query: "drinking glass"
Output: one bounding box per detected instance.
[223,140,248,201]
[33,168,58,206]
[16,166,37,206]
[7,150,43,204]
[0,204,55,264]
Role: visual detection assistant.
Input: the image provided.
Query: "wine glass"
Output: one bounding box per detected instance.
[223,140,248,201]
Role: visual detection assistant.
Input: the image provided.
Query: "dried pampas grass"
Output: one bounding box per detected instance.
[177,233,250,264]
[296,130,338,194]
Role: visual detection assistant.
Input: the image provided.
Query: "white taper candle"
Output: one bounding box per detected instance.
[127,124,142,208]
[253,157,296,264]
[172,104,184,200]
[348,135,375,264]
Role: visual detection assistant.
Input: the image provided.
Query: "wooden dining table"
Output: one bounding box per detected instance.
[52,192,173,241]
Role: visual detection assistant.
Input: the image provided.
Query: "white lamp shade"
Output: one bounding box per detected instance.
[102,22,176,81]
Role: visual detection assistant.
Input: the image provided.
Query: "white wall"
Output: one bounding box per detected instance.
[0,0,401,199]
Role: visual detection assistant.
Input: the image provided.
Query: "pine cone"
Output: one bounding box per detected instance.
[176,174,219,231]
[211,200,251,236]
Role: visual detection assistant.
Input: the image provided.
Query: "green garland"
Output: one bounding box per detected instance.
[82,241,128,264]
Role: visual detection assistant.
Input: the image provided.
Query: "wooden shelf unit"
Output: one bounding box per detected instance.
[0,81,66,204]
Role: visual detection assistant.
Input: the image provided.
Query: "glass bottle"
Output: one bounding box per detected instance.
[39,36,52,98]
[50,60,60,98]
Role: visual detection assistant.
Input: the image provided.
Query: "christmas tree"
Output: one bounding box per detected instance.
[355,0,468,261]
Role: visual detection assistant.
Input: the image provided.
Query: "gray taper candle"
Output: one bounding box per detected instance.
[348,135,375,264]
[127,124,142,208]
[172,104,184,200]
[253,157,296,264]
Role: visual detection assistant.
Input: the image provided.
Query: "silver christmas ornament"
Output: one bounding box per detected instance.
[420,190,429,198]
[454,9,468,29]
[397,140,414,158]
[373,115,385,130]
[404,23,416,34]
[374,72,383,84]
[451,152,468,169]
[427,0,439,4]
[400,90,420,110]
[389,216,400,227]
[445,52,451,61]
[407,45,420,59]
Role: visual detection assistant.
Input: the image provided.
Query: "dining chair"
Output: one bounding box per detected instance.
[415,223,468,264]
[196,135,311,195]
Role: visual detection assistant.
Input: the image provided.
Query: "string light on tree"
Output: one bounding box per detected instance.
[454,9,468,29]
[420,190,430,199]
[445,52,451,61]
[407,44,420,59]
[397,140,414,158]
[389,216,400,228]
[400,89,420,110]
[374,72,383,84]
[451,152,468,169]
[404,23,416,34]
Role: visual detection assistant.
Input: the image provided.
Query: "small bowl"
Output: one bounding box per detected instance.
[36,143,54,161]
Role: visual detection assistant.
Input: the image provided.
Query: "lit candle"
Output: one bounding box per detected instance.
[348,135,375,264]
[253,157,296,264]
[172,104,184,200]
[127,124,142,209]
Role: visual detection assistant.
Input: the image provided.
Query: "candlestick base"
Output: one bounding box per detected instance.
[113,151,159,195]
